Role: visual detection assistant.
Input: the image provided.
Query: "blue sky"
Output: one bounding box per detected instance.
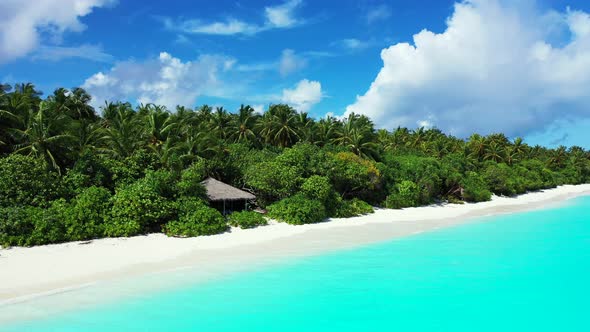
[1,0,590,148]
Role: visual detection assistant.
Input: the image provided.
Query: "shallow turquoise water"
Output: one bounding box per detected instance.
[3,196,590,331]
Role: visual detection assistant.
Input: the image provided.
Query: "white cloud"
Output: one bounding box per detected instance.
[346,0,590,137]
[167,0,303,36]
[279,49,307,76]
[174,18,261,36]
[336,38,375,51]
[235,49,306,77]
[32,44,112,62]
[281,79,323,112]
[265,0,302,28]
[83,52,233,109]
[252,104,266,114]
[366,4,391,24]
[0,0,116,63]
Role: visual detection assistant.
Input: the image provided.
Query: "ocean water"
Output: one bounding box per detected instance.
[2,196,590,331]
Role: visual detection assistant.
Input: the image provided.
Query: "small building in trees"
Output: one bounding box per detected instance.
[200,177,255,215]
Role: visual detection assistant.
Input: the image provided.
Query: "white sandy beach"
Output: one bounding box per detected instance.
[1,184,590,304]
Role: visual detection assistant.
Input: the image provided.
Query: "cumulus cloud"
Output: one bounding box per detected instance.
[0,0,116,63]
[82,52,234,109]
[281,79,323,112]
[167,0,303,36]
[346,0,590,137]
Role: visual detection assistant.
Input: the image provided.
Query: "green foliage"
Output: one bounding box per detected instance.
[244,161,301,206]
[267,194,327,225]
[0,154,60,207]
[461,172,492,202]
[61,152,112,197]
[327,152,381,199]
[335,198,374,218]
[1,81,589,247]
[275,143,323,177]
[164,198,228,237]
[63,186,112,241]
[482,162,523,196]
[106,176,176,237]
[177,160,207,198]
[140,169,179,199]
[0,203,66,247]
[227,211,268,229]
[104,149,161,188]
[301,175,340,215]
[301,175,333,203]
[385,180,421,209]
[386,155,443,205]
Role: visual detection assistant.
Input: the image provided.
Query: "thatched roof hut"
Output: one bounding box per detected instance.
[201,178,255,215]
[201,177,255,201]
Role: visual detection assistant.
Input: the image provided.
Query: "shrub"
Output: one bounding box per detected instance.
[275,143,323,177]
[482,163,520,196]
[0,154,60,208]
[141,170,178,199]
[327,152,381,199]
[0,203,66,247]
[0,206,36,247]
[106,178,176,237]
[301,175,340,215]
[177,161,207,198]
[301,175,333,202]
[461,172,492,202]
[63,186,112,241]
[384,180,421,209]
[164,199,228,237]
[61,152,112,197]
[335,198,374,218]
[227,211,267,229]
[244,161,301,206]
[385,155,443,204]
[267,194,327,225]
[103,149,161,188]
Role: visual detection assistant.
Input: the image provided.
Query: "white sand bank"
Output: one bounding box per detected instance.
[1,184,590,304]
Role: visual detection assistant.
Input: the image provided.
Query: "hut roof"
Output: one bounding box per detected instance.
[201,177,256,201]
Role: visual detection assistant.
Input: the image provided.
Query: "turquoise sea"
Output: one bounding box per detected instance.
[2,196,590,331]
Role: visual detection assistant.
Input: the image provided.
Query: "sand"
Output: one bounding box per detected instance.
[1,184,590,305]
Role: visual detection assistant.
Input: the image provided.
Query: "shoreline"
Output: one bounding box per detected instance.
[1,184,590,306]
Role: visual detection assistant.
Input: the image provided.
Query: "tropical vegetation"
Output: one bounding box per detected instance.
[1,83,589,247]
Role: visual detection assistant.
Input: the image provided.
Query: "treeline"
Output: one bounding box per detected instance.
[1,83,589,247]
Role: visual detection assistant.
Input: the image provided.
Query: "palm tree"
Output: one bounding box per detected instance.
[313,115,339,147]
[230,104,257,144]
[483,142,506,163]
[467,134,487,162]
[295,112,314,143]
[335,113,379,159]
[145,107,175,148]
[11,104,75,171]
[101,103,144,158]
[548,146,568,169]
[210,107,231,140]
[70,119,106,156]
[196,104,213,123]
[257,104,300,148]
[409,127,427,149]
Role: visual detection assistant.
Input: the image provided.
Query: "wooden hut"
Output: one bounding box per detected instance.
[200,177,255,215]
